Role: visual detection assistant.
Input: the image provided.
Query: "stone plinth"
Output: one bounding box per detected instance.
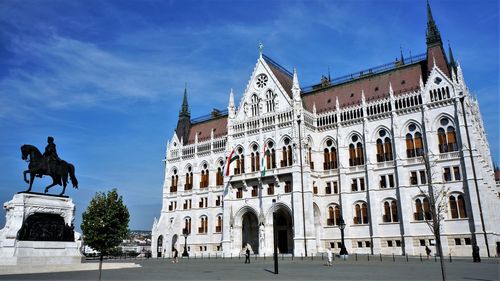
[0,192,84,265]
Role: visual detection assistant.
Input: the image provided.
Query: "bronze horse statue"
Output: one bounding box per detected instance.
[21,144,78,196]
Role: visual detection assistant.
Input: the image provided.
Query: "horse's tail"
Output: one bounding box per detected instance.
[68,163,78,189]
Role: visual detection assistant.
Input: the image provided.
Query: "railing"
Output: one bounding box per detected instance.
[191,109,228,124]
[302,53,426,92]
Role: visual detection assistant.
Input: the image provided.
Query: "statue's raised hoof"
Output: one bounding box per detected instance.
[24,179,29,184]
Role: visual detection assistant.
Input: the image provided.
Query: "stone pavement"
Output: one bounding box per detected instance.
[0,256,498,281]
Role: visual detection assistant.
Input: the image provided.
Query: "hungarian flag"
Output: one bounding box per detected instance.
[225,148,237,176]
[261,143,268,176]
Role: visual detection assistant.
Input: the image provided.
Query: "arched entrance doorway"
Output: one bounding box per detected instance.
[157,235,163,258]
[275,207,293,254]
[172,234,178,252]
[242,212,259,254]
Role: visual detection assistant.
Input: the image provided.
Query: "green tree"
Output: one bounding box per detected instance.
[81,189,129,281]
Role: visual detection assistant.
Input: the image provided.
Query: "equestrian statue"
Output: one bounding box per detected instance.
[21,136,78,196]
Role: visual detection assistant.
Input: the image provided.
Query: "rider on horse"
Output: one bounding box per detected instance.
[43,136,60,175]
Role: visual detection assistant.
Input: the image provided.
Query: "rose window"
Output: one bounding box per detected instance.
[256,74,268,89]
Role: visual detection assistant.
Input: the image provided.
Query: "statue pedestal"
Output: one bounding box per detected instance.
[0,192,84,265]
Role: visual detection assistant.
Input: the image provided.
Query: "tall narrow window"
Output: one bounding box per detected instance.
[216,216,222,233]
[457,195,467,218]
[323,139,337,170]
[376,129,393,162]
[406,123,423,158]
[437,117,458,153]
[414,199,423,221]
[449,195,458,218]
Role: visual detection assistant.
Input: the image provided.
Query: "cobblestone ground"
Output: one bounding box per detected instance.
[0,255,498,281]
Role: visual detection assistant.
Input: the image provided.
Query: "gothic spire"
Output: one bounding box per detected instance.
[448,41,457,74]
[179,85,190,118]
[426,0,442,46]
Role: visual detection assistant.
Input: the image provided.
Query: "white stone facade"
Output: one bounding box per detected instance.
[152,10,500,259]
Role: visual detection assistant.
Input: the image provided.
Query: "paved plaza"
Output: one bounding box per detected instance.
[0,256,498,281]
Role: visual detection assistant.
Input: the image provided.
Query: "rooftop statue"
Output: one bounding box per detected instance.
[20,136,78,196]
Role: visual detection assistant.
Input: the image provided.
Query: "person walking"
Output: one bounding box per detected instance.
[172,247,179,263]
[245,247,251,264]
[327,248,333,267]
[425,246,431,260]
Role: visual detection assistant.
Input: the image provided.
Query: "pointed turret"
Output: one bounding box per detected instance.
[292,68,301,101]
[448,41,457,74]
[179,86,190,118]
[400,45,405,65]
[175,86,191,145]
[426,0,442,46]
[425,0,450,78]
[228,88,236,118]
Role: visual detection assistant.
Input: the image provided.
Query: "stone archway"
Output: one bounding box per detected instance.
[275,207,293,254]
[171,234,178,252]
[157,235,163,258]
[242,212,259,254]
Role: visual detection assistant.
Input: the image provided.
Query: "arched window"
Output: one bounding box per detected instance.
[281,138,292,167]
[200,163,209,188]
[184,217,192,234]
[406,123,424,158]
[327,205,341,226]
[423,198,432,220]
[308,147,314,170]
[157,235,163,257]
[185,166,193,190]
[250,144,260,172]
[215,215,222,233]
[414,199,423,220]
[323,139,338,170]
[216,160,224,186]
[198,216,208,234]
[234,147,245,175]
[251,94,260,117]
[414,197,432,221]
[376,129,393,162]
[266,90,276,113]
[450,194,467,218]
[354,202,369,224]
[266,141,276,169]
[437,117,458,153]
[349,135,364,166]
[382,199,399,222]
[170,168,178,192]
[449,195,458,218]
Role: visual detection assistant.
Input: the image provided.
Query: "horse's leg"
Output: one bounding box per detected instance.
[26,173,35,192]
[44,178,58,193]
[23,170,29,184]
[60,183,67,196]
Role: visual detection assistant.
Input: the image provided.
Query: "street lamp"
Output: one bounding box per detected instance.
[339,217,348,258]
[182,228,189,257]
[272,199,279,274]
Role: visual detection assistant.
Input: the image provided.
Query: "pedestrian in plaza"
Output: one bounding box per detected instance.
[327,248,333,267]
[172,247,179,263]
[245,247,251,264]
[472,245,481,263]
[425,246,431,260]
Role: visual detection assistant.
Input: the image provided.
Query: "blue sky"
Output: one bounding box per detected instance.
[0,0,498,231]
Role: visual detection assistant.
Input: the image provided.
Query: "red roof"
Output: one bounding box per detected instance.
[187,117,228,144]
[263,55,293,99]
[302,63,424,113]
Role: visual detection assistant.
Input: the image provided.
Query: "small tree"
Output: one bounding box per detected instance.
[419,155,449,281]
[81,189,129,281]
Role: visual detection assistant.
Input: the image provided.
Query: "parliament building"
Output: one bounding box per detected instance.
[152,3,499,258]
